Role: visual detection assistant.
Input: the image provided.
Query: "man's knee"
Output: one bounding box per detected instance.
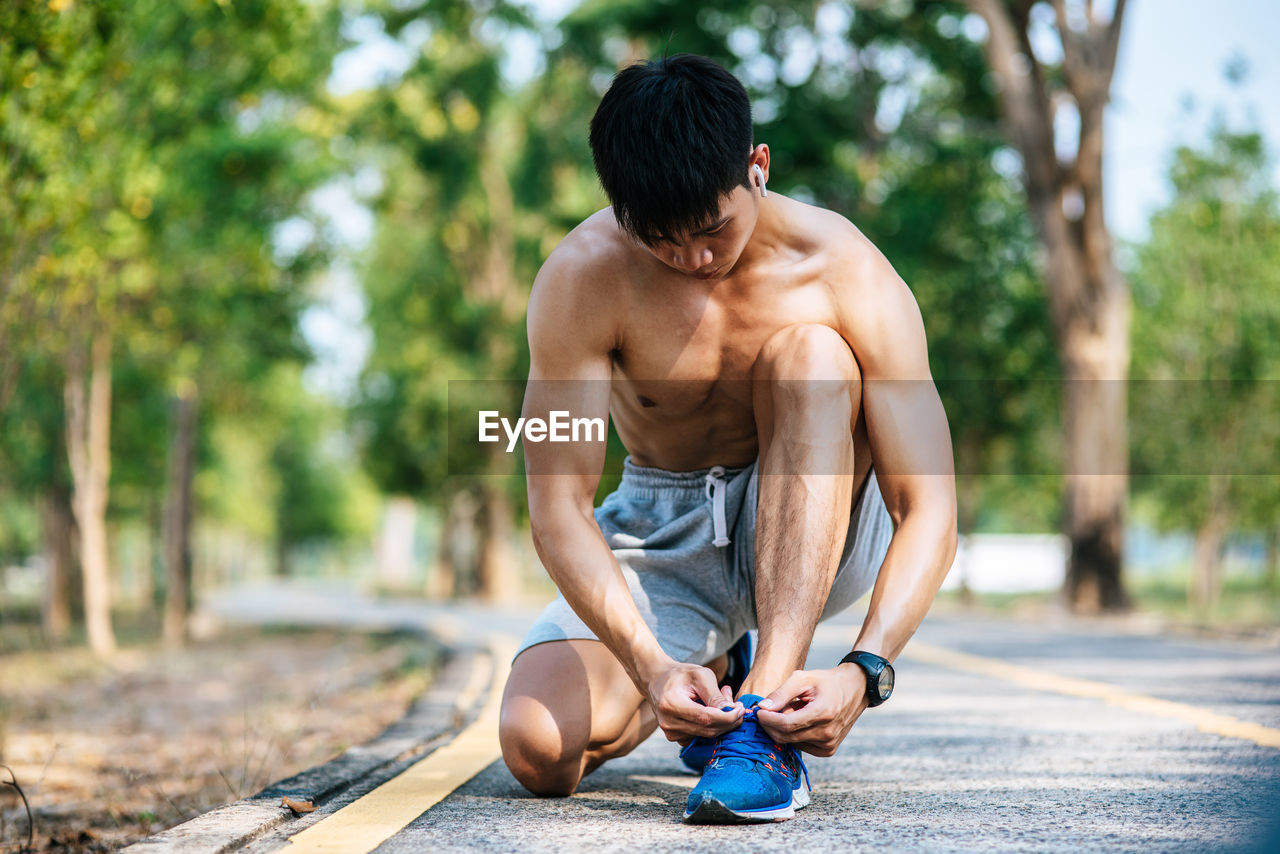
[499,694,586,797]
[753,324,861,425]
[500,639,649,796]
[753,323,860,384]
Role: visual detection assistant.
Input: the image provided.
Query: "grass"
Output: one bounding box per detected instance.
[0,617,440,853]
[1127,570,1280,628]
[0,602,168,656]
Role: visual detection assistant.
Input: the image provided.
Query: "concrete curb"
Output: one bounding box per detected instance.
[122,637,488,854]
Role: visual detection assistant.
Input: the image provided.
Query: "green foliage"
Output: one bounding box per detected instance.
[540,0,1060,525]
[272,392,357,550]
[1,0,359,583]
[349,0,537,507]
[1130,125,1280,533]
[340,0,1062,534]
[3,0,1137,593]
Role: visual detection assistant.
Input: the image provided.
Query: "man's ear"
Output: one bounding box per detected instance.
[748,143,770,185]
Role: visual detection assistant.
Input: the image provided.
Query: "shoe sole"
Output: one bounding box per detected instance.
[683,786,809,824]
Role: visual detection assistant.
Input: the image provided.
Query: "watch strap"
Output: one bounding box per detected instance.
[839,650,893,706]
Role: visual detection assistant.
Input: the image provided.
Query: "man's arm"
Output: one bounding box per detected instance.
[523,245,743,741]
[842,252,958,661]
[757,239,958,754]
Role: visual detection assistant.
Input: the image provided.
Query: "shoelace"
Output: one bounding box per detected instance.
[711,708,810,790]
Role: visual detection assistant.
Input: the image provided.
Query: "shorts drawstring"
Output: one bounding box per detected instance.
[704,465,731,548]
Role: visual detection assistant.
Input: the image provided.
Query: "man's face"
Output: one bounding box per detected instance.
[639,184,760,280]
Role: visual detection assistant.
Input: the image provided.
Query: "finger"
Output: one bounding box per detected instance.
[760,716,830,744]
[707,715,743,737]
[769,714,854,753]
[794,740,837,758]
[757,672,812,712]
[757,697,827,731]
[701,703,745,725]
[668,694,742,729]
[665,711,741,741]
[755,709,805,737]
[691,667,730,708]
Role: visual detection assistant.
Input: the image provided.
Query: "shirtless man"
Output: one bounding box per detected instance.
[498,54,957,824]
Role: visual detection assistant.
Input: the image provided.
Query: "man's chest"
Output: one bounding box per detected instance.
[612,275,843,413]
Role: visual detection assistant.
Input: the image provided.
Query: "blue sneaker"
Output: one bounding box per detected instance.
[679,633,753,773]
[683,694,811,824]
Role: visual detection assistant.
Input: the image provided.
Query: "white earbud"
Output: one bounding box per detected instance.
[752,163,768,197]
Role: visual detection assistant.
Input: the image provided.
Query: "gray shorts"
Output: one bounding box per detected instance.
[516,456,894,665]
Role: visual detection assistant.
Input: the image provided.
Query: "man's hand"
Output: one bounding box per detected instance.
[754,663,868,756]
[646,661,744,743]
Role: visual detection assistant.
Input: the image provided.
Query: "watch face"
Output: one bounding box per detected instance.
[878,665,895,699]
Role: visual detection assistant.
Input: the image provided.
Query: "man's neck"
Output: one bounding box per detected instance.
[727,194,789,279]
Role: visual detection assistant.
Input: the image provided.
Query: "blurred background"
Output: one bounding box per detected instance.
[3,1,1280,847]
[3,0,1279,653]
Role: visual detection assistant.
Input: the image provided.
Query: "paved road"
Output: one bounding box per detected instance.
[202,583,1280,853]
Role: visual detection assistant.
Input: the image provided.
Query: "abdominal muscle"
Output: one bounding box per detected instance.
[609,378,763,472]
[604,331,873,477]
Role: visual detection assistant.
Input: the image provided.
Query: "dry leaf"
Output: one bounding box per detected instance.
[281,796,316,814]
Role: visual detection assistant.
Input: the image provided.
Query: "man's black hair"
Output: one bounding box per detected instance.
[589,54,753,246]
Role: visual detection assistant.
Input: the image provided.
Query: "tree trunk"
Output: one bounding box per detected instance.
[376,495,418,591]
[430,489,479,599]
[275,535,291,578]
[428,529,456,600]
[1061,367,1129,612]
[39,486,78,642]
[477,484,519,603]
[1265,527,1278,592]
[163,390,197,647]
[1189,474,1230,613]
[65,325,116,656]
[142,497,161,610]
[966,0,1131,612]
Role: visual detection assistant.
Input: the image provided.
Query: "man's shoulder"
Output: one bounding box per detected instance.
[527,209,630,351]
[785,199,901,294]
[787,199,923,369]
[537,208,637,291]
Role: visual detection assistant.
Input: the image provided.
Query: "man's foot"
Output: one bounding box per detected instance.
[683,694,810,824]
[679,632,753,773]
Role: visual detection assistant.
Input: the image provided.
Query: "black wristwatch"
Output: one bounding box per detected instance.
[839,650,895,707]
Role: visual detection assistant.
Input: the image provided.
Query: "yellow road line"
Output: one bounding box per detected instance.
[284,637,516,854]
[281,630,1276,854]
[902,640,1280,750]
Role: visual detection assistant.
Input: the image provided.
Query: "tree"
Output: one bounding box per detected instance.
[2,0,342,651]
[0,354,81,642]
[125,3,340,643]
[546,0,1060,540]
[963,0,1131,611]
[1131,125,1280,613]
[269,381,356,577]
[349,0,537,602]
[347,0,1063,604]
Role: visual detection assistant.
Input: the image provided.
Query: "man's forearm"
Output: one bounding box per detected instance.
[851,504,957,661]
[530,506,672,687]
